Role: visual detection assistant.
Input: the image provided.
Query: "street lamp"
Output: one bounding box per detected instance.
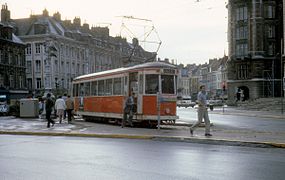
[281,39,284,114]
[270,57,272,97]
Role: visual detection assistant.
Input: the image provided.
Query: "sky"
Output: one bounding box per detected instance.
[2,0,228,65]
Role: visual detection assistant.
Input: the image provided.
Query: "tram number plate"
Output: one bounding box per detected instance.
[163,69,175,74]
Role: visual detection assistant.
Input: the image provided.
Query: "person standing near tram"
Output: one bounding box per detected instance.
[65,95,74,124]
[121,92,135,128]
[55,95,66,124]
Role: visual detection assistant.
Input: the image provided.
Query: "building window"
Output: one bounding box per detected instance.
[26,61,32,73]
[15,55,19,66]
[72,63,75,74]
[77,64,80,75]
[19,76,23,89]
[265,5,275,18]
[82,64,85,74]
[54,60,58,73]
[236,43,248,57]
[35,60,41,72]
[35,43,41,54]
[47,76,52,88]
[8,53,12,64]
[67,78,70,89]
[0,74,4,87]
[236,26,248,40]
[66,62,70,73]
[61,61,64,72]
[9,75,14,88]
[61,78,64,88]
[236,6,247,21]
[36,78,41,89]
[267,25,275,38]
[237,64,248,79]
[27,78,32,89]
[26,44,31,55]
[268,42,275,56]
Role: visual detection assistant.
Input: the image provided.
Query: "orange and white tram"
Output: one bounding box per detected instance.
[72,61,178,125]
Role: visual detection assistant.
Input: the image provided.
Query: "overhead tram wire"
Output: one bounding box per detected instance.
[117,15,162,65]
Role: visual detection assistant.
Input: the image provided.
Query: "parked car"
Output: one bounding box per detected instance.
[177,96,196,108]
[208,99,224,106]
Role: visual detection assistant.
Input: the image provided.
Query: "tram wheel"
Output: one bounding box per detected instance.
[148,120,158,128]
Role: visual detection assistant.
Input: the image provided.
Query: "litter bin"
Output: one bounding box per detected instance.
[20,98,39,117]
[209,104,214,111]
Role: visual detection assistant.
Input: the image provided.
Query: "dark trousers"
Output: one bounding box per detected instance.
[46,110,55,128]
[64,110,67,119]
[122,111,133,127]
[66,109,73,123]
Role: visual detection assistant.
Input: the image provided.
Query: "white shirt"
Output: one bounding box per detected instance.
[55,98,66,110]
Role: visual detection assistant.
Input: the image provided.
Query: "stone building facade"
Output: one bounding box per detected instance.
[0,4,28,102]
[227,0,283,102]
[1,5,155,96]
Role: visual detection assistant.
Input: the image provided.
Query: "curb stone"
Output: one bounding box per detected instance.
[1,130,284,149]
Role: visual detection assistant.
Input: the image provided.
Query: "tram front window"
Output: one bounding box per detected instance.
[161,75,174,94]
[145,74,159,94]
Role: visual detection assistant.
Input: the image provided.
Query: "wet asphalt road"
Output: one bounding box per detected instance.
[1,135,285,180]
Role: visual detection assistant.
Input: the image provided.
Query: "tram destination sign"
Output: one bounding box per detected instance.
[162,68,176,74]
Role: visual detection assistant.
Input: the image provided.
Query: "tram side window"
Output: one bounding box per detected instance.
[161,75,174,94]
[145,74,159,94]
[105,79,113,95]
[113,78,122,95]
[80,83,84,96]
[73,84,79,96]
[98,80,105,96]
[85,82,90,96]
[91,81,98,96]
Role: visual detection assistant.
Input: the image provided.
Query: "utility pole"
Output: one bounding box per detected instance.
[272,57,275,97]
[281,39,284,114]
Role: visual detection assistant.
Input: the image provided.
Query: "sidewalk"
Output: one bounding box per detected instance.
[210,106,285,119]
[0,110,285,148]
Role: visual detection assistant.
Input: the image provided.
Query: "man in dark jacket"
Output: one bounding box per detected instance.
[45,93,55,128]
[121,92,135,128]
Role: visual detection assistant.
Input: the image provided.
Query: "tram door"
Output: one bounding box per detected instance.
[129,72,142,114]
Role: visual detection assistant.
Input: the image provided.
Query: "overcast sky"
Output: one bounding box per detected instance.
[3,0,228,65]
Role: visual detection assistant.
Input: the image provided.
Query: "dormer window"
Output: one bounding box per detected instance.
[34,23,47,34]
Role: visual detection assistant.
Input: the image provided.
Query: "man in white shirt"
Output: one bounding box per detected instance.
[190,85,212,136]
[55,96,66,124]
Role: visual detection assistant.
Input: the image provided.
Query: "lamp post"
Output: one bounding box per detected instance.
[281,39,284,114]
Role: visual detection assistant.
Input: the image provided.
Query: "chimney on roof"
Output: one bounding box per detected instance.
[73,17,81,27]
[83,22,89,30]
[53,12,61,21]
[63,19,72,27]
[91,26,109,38]
[43,9,49,16]
[132,38,139,46]
[1,3,10,22]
